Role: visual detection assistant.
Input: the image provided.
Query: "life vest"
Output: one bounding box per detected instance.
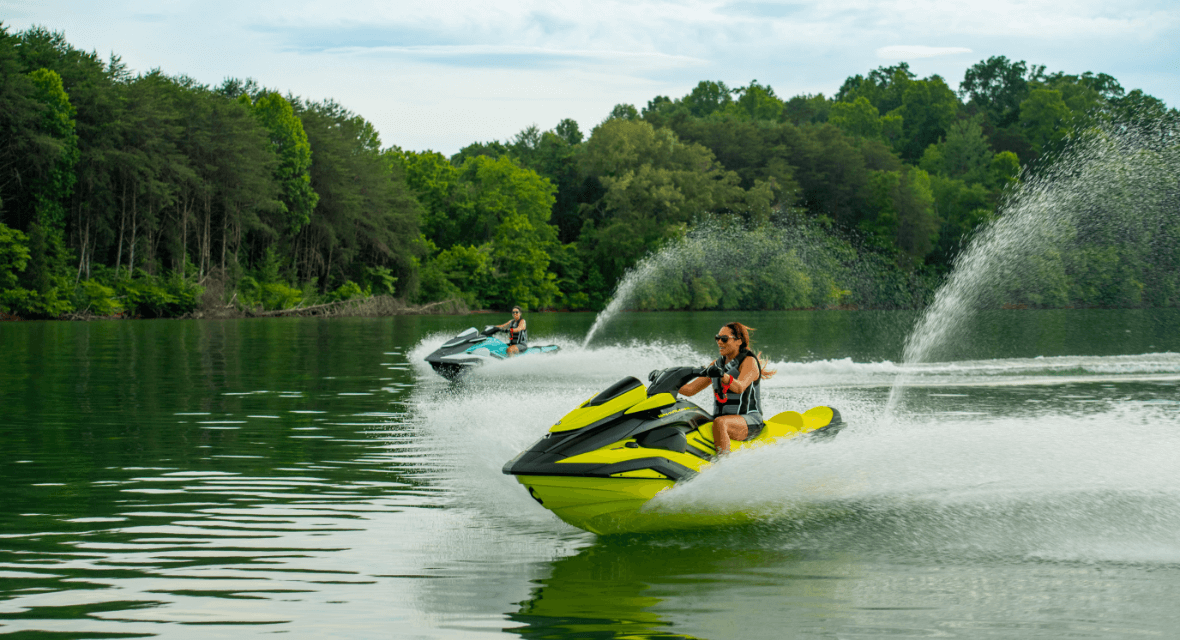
[508,318,527,345]
[711,349,763,416]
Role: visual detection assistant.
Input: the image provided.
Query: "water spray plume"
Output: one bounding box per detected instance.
[582,222,753,348]
[582,257,661,348]
[886,117,1180,415]
[582,219,900,347]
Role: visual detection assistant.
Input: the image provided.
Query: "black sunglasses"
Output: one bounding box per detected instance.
[714,334,733,343]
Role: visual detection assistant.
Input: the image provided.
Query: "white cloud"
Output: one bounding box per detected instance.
[876,46,973,60]
[323,44,706,70]
[6,0,1178,154]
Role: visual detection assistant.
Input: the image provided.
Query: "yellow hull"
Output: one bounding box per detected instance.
[506,375,844,535]
[517,407,841,534]
[516,474,759,535]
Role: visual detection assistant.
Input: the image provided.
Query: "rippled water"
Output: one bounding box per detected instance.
[2,310,1179,638]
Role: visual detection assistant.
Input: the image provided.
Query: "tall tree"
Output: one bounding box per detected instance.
[24,67,78,229]
[860,166,938,265]
[960,56,1043,128]
[837,63,959,161]
[682,80,733,118]
[389,147,479,252]
[919,114,994,184]
[577,119,750,288]
[728,80,784,121]
[247,92,318,237]
[296,100,421,292]
[1019,87,1071,158]
[458,154,559,309]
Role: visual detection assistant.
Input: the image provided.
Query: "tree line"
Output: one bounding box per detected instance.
[1,24,1176,318]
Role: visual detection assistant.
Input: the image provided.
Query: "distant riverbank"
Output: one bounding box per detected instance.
[0,296,469,322]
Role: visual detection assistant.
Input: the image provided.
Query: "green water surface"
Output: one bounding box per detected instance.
[2,310,1179,638]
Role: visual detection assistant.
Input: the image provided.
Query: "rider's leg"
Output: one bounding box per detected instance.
[712,415,749,455]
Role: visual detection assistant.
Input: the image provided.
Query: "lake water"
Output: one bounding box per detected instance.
[2,310,1179,638]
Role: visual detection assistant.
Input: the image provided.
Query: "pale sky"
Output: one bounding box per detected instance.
[4,0,1178,155]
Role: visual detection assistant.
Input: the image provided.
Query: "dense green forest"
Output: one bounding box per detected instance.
[1,24,1176,319]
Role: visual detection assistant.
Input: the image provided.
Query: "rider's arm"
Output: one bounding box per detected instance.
[725,357,760,394]
[516,319,526,333]
[678,376,711,397]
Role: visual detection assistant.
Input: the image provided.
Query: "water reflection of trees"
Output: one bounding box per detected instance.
[507,533,846,640]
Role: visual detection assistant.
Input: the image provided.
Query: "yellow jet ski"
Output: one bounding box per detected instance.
[502,367,844,534]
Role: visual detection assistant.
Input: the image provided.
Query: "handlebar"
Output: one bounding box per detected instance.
[645,366,704,397]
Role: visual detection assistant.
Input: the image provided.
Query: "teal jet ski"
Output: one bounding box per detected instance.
[425,326,560,379]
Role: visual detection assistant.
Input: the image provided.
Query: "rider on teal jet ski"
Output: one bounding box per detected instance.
[494,306,528,356]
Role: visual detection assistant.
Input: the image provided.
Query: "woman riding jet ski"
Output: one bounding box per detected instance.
[502,354,844,534]
[496,306,529,355]
[424,308,560,380]
[680,322,776,455]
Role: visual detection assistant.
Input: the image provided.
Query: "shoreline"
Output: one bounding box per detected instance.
[0,296,470,322]
[4,302,1156,323]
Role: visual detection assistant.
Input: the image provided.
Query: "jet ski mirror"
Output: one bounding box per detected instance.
[645,366,702,397]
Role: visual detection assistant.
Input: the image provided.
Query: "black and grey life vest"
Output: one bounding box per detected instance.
[712,349,762,416]
[508,318,527,345]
